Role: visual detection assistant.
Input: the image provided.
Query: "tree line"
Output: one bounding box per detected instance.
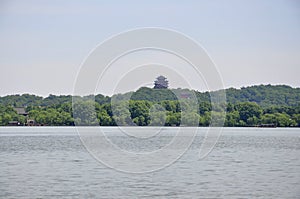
[0,85,299,127]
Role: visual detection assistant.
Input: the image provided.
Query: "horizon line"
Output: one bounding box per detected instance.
[0,83,299,98]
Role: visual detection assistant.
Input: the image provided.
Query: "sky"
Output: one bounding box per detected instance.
[0,0,300,96]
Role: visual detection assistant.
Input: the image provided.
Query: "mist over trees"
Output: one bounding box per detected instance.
[0,84,299,127]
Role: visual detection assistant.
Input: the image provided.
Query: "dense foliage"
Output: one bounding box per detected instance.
[0,85,299,127]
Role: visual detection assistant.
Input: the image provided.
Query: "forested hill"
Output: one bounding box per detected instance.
[0,84,299,127]
[0,84,299,107]
[131,85,300,107]
[224,85,300,107]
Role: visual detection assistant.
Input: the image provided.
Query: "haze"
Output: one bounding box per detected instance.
[1,0,299,97]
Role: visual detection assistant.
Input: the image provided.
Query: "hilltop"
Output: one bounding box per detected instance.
[0,84,299,107]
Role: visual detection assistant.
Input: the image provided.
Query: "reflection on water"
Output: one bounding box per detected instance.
[0,127,299,198]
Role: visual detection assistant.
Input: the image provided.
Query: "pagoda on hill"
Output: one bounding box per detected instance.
[154,75,168,89]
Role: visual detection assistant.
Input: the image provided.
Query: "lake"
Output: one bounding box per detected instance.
[0,127,299,198]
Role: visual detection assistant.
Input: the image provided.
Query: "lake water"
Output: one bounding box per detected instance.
[0,127,299,198]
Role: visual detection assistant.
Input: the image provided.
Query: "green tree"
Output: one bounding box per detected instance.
[181,112,199,126]
[111,102,133,126]
[292,114,300,127]
[235,102,262,126]
[149,104,166,126]
[165,112,181,126]
[261,113,295,127]
[199,112,211,126]
[98,110,113,126]
[73,101,99,126]
[225,111,240,127]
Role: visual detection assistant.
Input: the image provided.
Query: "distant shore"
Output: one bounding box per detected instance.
[1,125,299,128]
[0,85,299,128]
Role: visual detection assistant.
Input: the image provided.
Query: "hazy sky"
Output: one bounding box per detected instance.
[1,0,299,96]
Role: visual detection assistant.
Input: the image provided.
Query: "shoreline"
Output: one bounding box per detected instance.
[0,126,299,128]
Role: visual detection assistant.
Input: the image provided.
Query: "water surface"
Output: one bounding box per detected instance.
[0,127,299,198]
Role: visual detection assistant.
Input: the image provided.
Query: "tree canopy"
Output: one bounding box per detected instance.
[0,84,299,127]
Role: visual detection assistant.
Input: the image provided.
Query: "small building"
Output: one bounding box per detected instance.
[180,93,191,99]
[13,107,28,117]
[26,119,36,126]
[259,123,277,128]
[8,121,21,126]
[154,76,169,89]
[11,107,28,126]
